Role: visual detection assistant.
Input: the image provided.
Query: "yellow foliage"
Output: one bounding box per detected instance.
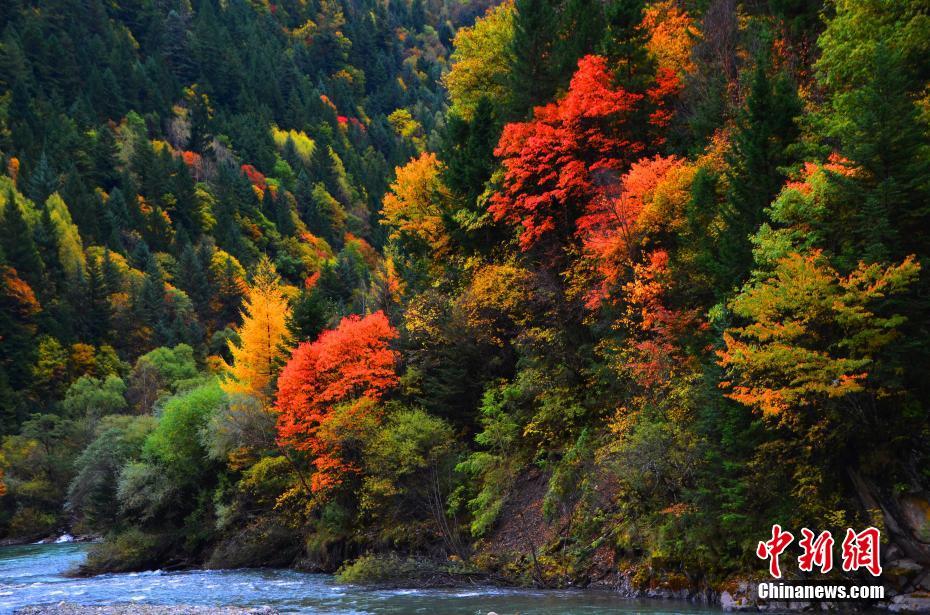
[443,1,515,120]
[222,257,291,404]
[387,109,425,150]
[720,251,920,416]
[381,153,451,255]
[637,160,697,236]
[209,249,247,281]
[643,0,699,76]
[45,193,86,275]
[271,125,315,163]
[458,263,535,346]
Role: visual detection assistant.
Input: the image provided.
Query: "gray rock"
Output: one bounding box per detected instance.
[889,593,930,613]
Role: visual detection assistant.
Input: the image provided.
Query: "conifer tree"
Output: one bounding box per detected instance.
[717,58,801,292]
[1,189,44,288]
[34,200,65,295]
[507,0,559,119]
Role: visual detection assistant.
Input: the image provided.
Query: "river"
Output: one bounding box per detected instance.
[0,543,722,614]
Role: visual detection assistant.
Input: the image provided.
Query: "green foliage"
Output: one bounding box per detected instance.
[143,381,224,471]
[68,415,156,531]
[1,0,928,593]
[82,528,167,574]
[62,375,128,421]
[457,382,523,537]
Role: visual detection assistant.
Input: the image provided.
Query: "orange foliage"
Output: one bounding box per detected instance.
[1,266,41,323]
[621,250,702,386]
[7,157,19,184]
[343,233,380,270]
[275,311,399,492]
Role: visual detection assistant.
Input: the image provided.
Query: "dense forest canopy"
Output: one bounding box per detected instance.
[1,0,929,591]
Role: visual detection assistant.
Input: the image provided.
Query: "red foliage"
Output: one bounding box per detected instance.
[181,150,202,167]
[275,311,399,492]
[622,250,703,386]
[240,164,267,191]
[645,67,682,140]
[576,155,683,307]
[490,55,680,253]
[337,115,349,125]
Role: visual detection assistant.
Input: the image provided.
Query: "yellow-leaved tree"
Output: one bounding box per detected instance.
[222,257,291,406]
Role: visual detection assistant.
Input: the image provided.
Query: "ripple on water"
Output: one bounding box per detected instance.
[0,543,727,615]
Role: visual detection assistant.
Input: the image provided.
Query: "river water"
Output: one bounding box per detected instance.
[0,543,722,614]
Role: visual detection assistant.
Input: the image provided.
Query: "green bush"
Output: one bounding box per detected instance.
[80,528,167,574]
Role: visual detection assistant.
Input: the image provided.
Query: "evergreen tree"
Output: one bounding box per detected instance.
[507,0,559,119]
[34,199,65,295]
[823,44,930,267]
[1,190,44,287]
[27,151,59,205]
[286,287,329,344]
[137,253,168,345]
[178,241,210,319]
[555,0,606,84]
[599,0,651,88]
[91,124,121,190]
[86,254,111,343]
[716,58,801,292]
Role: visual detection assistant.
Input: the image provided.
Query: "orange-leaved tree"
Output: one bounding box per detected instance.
[575,155,685,307]
[381,152,452,258]
[275,311,399,492]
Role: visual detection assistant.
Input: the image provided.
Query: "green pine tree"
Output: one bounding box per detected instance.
[1,189,44,288]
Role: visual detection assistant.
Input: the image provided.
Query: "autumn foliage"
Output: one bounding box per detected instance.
[275,311,399,492]
[490,54,678,252]
[720,251,920,416]
[222,258,290,404]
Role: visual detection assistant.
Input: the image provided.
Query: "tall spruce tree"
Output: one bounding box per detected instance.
[717,57,801,292]
[1,190,44,288]
[508,0,559,119]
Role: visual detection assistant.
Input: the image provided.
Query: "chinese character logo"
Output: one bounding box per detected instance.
[842,527,882,576]
[798,528,834,573]
[757,524,794,578]
[757,525,882,578]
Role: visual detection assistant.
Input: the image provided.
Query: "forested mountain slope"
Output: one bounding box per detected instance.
[1,0,930,595]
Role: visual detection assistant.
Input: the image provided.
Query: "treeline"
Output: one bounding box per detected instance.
[2,0,930,590]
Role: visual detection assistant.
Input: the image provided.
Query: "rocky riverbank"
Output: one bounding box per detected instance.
[14,604,278,615]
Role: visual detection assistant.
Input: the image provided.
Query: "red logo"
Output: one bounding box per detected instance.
[756,524,794,578]
[757,525,882,578]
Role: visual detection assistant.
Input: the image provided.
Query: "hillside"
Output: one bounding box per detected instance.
[1,0,930,599]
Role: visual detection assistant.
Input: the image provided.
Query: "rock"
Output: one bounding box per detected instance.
[890,593,930,613]
[720,589,756,612]
[900,497,930,543]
